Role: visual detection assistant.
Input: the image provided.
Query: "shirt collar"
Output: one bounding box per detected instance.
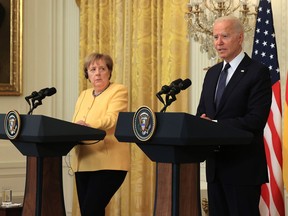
[223,51,245,71]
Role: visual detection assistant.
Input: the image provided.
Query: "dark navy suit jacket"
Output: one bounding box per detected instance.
[196,53,272,185]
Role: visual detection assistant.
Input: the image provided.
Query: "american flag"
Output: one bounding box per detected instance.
[251,0,285,215]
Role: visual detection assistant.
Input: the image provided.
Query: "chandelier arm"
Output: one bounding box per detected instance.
[226,1,241,14]
[210,0,217,12]
[230,4,240,13]
[194,18,213,35]
[220,1,233,16]
[204,0,218,15]
[226,0,232,10]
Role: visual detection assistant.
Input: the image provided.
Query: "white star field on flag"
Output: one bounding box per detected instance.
[252,0,280,84]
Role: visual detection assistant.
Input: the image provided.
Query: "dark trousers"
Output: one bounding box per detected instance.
[208,180,261,216]
[75,170,127,216]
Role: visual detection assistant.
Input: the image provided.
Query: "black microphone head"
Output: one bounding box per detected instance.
[25,91,38,100]
[44,87,57,96]
[179,79,192,90]
[32,87,50,102]
[38,88,50,96]
[170,78,183,87]
[160,85,170,94]
[157,85,170,95]
[170,85,181,95]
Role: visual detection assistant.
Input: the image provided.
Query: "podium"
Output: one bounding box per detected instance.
[115,112,253,216]
[0,114,106,216]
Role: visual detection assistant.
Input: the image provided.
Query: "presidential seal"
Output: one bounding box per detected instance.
[4,110,21,140]
[133,106,156,142]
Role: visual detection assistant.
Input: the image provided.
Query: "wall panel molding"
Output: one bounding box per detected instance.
[0,161,26,203]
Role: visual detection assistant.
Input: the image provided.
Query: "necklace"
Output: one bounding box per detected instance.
[92,83,110,97]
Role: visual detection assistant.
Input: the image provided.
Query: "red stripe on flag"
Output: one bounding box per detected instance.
[261,83,285,215]
[270,85,282,164]
[264,129,284,215]
[273,82,282,113]
[260,183,270,213]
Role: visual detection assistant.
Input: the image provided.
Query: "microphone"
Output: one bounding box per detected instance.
[26,87,57,115]
[32,87,57,102]
[156,85,170,95]
[156,79,183,104]
[179,78,192,90]
[168,78,192,95]
[25,91,38,105]
[156,78,183,95]
[25,88,48,107]
[44,87,57,97]
[159,78,191,113]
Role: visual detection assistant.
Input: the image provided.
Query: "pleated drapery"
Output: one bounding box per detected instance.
[73,1,190,215]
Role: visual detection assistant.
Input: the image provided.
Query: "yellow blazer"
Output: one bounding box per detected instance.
[71,83,130,172]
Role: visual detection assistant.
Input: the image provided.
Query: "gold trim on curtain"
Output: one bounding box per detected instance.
[74,1,189,215]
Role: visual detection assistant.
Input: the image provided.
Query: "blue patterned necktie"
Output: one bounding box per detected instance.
[215,63,231,108]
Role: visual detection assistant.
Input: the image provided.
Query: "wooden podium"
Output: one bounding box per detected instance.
[0,114,106,216]
[115,112,253,216]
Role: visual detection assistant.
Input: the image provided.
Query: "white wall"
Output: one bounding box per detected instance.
[0,0,79,215]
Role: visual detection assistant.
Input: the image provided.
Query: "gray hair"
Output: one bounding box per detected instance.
[213,15,244,33]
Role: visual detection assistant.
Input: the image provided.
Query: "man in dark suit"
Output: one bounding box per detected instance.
[196,16,272,216]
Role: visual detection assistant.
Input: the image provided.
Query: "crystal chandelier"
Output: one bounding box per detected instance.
[185,0,258,60]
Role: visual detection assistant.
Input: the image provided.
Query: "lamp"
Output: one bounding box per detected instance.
[185,0,258,60]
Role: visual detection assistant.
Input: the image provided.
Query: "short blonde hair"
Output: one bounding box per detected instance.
[83,52,113,79]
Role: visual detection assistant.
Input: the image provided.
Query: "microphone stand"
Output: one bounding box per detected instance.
[27,99,42,115]
[157,91,179,216]
[25,87,57,115]
[26,99,32,115]
[160,93,177,113]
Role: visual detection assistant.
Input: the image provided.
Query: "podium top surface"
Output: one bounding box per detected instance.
[115,112,253,146]
[0,114,106,143]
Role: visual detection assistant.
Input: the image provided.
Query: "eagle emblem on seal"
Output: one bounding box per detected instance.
[133,106,156,141]
[139,112,151,135]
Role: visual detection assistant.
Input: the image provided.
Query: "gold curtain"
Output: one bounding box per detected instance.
[74,0,189,215]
